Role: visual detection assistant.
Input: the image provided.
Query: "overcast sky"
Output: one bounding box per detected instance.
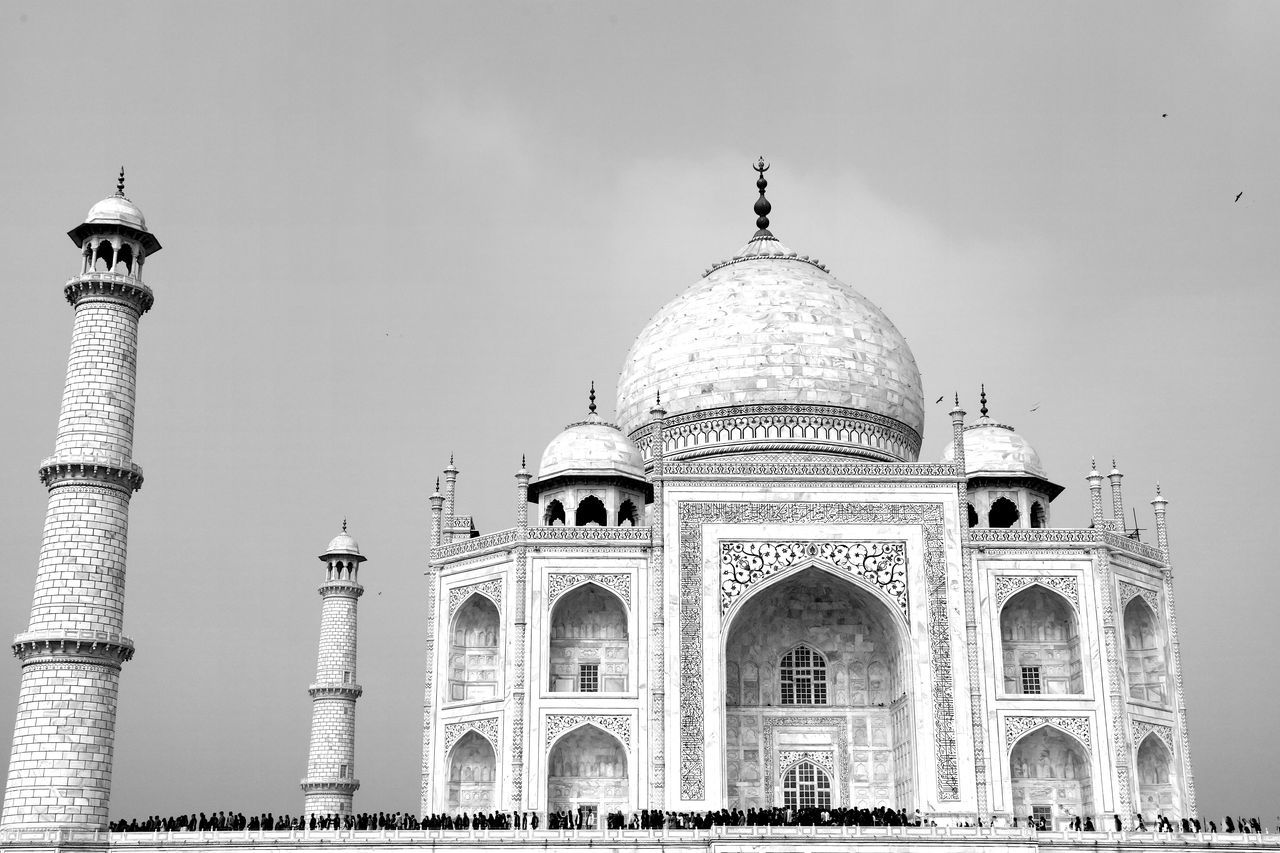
[0,0,1277,822]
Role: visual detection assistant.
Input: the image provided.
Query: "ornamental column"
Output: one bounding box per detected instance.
[301,525,367,816]
[2,174,160,830]
[1086,460,1105,528]
[1151,487,1196,815]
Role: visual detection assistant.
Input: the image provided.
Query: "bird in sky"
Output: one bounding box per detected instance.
[1162,113,1168,118]
[935,395,945,404]
[1235,192,1244,203]
[1030,403,1041,412]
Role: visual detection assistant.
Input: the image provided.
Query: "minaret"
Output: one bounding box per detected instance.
[301,524,366,817]
[2,173,160,830]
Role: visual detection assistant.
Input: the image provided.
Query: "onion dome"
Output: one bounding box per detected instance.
[529,385,651,501]
[68,168,162,253]
[616,160,923,463]
[940,388,1062,498]
[319,521,366,562]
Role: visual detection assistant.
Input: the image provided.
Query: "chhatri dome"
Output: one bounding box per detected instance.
[939,386,1051,481]
[615,159,924,463]
[536,384,645,482]
[67,168,163,254]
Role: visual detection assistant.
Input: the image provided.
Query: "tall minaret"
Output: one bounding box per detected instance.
[2,174,160,830]
[301,524,366,817]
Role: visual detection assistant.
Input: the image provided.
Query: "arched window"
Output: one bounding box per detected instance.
[617,499,637,527]
[1000,585,1083,695]
[779,645,827,705]
[544,499,565,526]
[989,497,1020,528]
[94,241,113,272]
[1030,502,1046,529]
[547,725,628,818]
[1123,597,1168,704]
[549,584,628,692]
[448,595,500,701]
[783,761,832,810]
[967,503,979,527]
[575,495,606,526]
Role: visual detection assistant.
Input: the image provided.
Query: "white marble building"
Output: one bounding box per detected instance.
[419,163,1192,829]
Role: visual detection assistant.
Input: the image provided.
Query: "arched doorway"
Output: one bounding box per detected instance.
[447,731,497,811]
[449,595,500,701]
[723,567,912,810]
[549,584,628,692]
[1123,598,1168,704]
[1009,726,1093,828]
[1001,586,1082,695]
[1136,734,1178,823]
[546,724,628,824]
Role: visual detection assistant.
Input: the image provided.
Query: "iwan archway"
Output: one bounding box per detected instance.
[722,565,915,810]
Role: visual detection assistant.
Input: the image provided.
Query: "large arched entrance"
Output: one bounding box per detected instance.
[1001,586,1082,695]
[447,731,497,811]
[1009,726,1093,828]
[546,724,628,825]
[723,567,912,810]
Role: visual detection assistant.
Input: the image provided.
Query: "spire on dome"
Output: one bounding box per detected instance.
[753,156,772,238]
[979,384,989,419]
[342,518,347,533]
[116,167,126,197]
[589,381,597,415]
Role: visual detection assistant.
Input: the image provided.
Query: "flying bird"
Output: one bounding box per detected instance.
[1030,403,1040,412]
[1162,113,1168,118]
[1235,192,1243,203]
[935,395,945,404]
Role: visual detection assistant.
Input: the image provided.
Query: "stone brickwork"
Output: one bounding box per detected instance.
[2,203,155,830]
[302,544,365,816]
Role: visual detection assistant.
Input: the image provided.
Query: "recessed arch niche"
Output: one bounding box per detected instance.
[1136,733,1179,822]
[447,731,496,811]
[546,724,628,820]
[1008,726,1093,828]
[723,567,913,810]
[1001,585,1082,695]
[449,594,500,701]
[548,584,628,693]
[1123,597,1168,705]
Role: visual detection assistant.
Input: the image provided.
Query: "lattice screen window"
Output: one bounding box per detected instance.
[779,646,828,705]
[1031,804,1052,827]
[783,761,832,810]
[578,663,600,693]
[1020,666,1042,695]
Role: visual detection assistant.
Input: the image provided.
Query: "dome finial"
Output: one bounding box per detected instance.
[753,156,772,237]
[588,381,597,415]
[979,384,989,418]
[116,166,125,197]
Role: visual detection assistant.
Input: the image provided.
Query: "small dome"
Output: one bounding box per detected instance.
[86,195,148,231]
[320,528,365,561]
[941,418,1049,480]
[615,234,924,458]
[538,412,645,481]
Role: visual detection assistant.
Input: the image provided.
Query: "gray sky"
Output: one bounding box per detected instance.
[0,0,1276,821]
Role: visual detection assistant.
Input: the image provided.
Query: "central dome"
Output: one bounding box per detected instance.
[615,233,925,463]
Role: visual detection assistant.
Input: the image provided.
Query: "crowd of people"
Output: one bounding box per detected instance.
[107,808,1273,835]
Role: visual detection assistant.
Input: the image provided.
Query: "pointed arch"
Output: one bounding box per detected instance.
[447,730,497,811]
[1001,585,1082,695]
[967,503,979,527]
[448,594,500,701]
[543,499,565,526]
[114,242,134,275]
[617,498,638,527]
[778,644,828,705]
[1135,731,1178,822]
[989,496,1020,528]
[782,760,832,810]
[1030,501,1046,528]
[1009,725,1093,828]
[549,582,628,692]
[1123,596,1169,705]
[546,723,629,817]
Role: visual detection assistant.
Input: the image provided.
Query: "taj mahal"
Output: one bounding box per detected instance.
[0,162,1256,851]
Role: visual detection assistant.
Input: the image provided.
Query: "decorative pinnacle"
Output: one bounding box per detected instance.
[954,392,960,406]
[435,477,441,492]
[588,381,597,415]
[656,389,661,407]
[116,167,125,197]
[521,453,527,468]
[342,518,347,533]
[979,384,989,418]
[753,156,772,237]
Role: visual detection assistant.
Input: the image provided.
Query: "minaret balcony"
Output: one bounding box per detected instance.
[308,683,363,700]
[12,629,135,666]
[38,453,144,491]
[299,778,360,795]
[64,272,154,313]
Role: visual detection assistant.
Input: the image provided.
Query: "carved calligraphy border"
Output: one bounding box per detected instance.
[763,716,849,807]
